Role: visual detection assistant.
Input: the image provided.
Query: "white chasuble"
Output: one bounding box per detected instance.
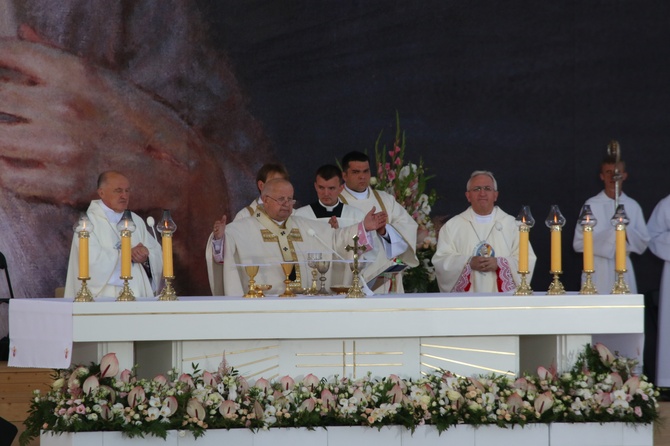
[339,188,418,293]
[64,200,163,299]
[432,207,535,293]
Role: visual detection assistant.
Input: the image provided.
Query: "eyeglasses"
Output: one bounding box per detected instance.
[265,195,296,206]
[469,186,495,193]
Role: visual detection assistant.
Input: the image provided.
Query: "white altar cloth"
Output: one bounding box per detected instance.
[9,293,643,379]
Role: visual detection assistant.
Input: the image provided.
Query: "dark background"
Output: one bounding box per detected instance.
[196,0,668,294]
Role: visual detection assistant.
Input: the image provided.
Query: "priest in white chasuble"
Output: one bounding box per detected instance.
[64,171,162,298]
[432,170,535,293]
[338,151,419,293]
[207,178,383,296]
[295,164,367,287]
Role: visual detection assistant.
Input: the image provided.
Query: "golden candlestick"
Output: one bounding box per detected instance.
[74,219,94,302]
[514,206,534,296]
[158,276,177,301]
[74,277,94,302]
[345,235,367,298]
[156,210,178,301]
[580,270,597,295]
[117,274,135,301]
[610,205,630,294]
[611,269,630,294]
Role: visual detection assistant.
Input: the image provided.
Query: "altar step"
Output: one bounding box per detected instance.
[1,360,669,446]
[0,361,52,446]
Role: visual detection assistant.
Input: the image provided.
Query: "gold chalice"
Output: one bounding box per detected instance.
[279,262,296,297]
[244,265,261,298]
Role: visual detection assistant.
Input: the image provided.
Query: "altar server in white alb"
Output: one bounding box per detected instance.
[295,164,366,286]
[572,155,649,294]
[572,155,648,370]
[64,171,162,298]
[207,178,384,296]
[338,151,419,293]
[644,195,670,388]
[432,170,535,293]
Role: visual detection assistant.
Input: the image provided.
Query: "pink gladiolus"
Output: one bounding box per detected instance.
[393,145,401,155]
[534,391,554,414]
[594,343,614,367]
[388,150,395,158]
[186,398,206,420]
[254,378,271,393]
[154,375,168,387]
[82,375,99,395]
[321,388,336,410]
[388,170,396,181]
[219,400,237,418]
[394,156,402,166]
[299,397,316,412]
[280,375,295,391]
[164,396,178,416]
[202,371,217,387]
[179,373,195,388]
[303,373,320,390]
[119,369,132,383]
[99,353,119,379]
[128,386,146,408]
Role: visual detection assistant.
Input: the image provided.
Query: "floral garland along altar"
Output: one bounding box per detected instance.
[22,343,658,445]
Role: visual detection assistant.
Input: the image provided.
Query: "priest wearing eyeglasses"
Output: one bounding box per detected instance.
[206,178,385,296]
[432,170,536,293]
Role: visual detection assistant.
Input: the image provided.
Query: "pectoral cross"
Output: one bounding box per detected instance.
[345,235,367,298]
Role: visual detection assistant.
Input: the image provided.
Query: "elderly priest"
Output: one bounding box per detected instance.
[207,178,384,296]
[64,171,162,298]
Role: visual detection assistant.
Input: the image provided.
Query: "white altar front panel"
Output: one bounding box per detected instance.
[9,293,644,380]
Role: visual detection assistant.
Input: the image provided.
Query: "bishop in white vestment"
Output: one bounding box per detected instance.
[432,171,535,293]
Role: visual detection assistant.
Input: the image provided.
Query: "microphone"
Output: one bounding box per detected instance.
[306,228,347,261]
[146,216,158,240]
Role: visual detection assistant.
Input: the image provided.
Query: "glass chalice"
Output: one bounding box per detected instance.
[279,262,296,297]
[315,260,331,295]
[305,252,322,295]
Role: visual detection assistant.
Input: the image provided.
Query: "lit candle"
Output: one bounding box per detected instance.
[121,232,131,277]
[116,211,136,279]
[79,234,89,278]
[156,210,177,278]
[550,227,561,272]
[583,227,594,271]
[519,228,529,272]
[610,204,629,273]
[162,231,173,277]
[615,227,626,271]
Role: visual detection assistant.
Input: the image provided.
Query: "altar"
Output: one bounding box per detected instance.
[8,293,644,381]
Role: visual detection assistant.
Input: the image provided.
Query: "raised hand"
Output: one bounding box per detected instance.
[213,215,227,240]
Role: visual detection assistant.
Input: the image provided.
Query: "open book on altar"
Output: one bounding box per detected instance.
[366,262,409,290]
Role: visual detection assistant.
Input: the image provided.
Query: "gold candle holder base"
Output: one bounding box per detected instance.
[346,271,366,298]
[611,269,630,294]
[547,271,565,295]
[74,277,94,302]
[158,276,178,301]
[116,276,135,301]
[514,271,533,295]
[579,270,598,294]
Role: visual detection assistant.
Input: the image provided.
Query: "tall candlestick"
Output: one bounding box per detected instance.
[156,209,178,301]
[116,210,137,301]
[514,205,534,296]
[610,204,630,294]
[73,213,95,302]
[578,204,598,295]
[544,205,566,295]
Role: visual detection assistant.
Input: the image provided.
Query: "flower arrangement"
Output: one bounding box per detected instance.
[20,344,659,445]
[372,113,439,292]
